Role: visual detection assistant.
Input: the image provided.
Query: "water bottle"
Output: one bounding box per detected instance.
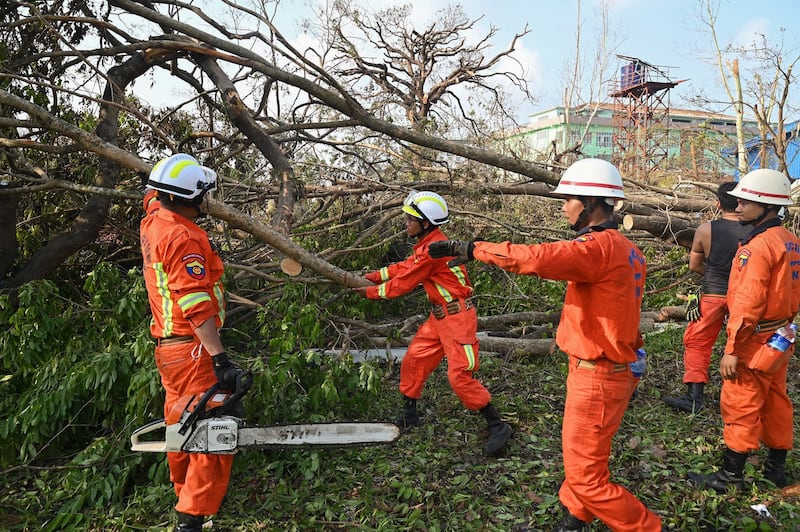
[767,323,798,352]
[630,348,647,378]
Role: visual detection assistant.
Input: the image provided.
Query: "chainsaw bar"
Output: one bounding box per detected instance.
[130,374,400,453]
[237,422,401,449]
[131,419,401,453]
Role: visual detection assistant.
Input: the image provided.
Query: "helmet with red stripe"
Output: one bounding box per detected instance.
[729,169,793,206]
[553,158,626,201]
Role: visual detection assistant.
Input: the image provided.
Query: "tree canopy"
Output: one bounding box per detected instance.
[0,0,723,296]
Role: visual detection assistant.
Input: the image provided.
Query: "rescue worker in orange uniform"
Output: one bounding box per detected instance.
[689,169,800,491]
[664,182,751,413]
[353,191,512,456]
[140,153,245,532]
[430,159,662,531]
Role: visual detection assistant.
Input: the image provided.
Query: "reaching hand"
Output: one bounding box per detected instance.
[685,288,702,322]
[351,286,369,298]
[428,240,475,267]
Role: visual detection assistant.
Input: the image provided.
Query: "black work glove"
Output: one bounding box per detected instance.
[685,288,702,322]
[211,352,244,392]
[428,240,476,267]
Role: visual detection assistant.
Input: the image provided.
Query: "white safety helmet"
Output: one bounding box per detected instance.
[728,168,793,206]
[402,191,449,225]
[147,153,217,202]
[553,158,626,201]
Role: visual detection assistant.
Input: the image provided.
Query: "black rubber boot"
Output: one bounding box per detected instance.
[688,447,748,492]
[175,512,204,532]
[551,508,588,532]
[395,395,421,429]
[764,448,788,488]
[480,403,512,456]
[664,382,704,413]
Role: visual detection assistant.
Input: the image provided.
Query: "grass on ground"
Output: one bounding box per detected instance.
[99,325,800,531]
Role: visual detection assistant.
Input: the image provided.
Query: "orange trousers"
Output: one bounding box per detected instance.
[682,295,728,383]
[559,357,662,531]
[721,335,794,452]
[155,341,234,517]
[399,307,491,410]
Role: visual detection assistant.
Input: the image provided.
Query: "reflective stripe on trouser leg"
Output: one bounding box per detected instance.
[439,308,490,411]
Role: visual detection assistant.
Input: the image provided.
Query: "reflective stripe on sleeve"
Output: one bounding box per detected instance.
[377,283,388,299]
[178,291,213,313]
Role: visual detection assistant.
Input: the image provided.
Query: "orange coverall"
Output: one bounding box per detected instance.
[364,227,491,411]
[473,223,662,531]
[140,207,232,517]
[722,220,800,453]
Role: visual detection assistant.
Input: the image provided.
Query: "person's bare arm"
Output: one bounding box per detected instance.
[194,317,225,356]
[688,222,711,275]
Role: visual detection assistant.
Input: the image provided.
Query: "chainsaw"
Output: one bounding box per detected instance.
[131,372,401,454]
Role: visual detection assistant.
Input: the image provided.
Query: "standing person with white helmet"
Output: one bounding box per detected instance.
[353,191,512,456]
[140,153,246,532]
[430,159,662,531]
[663,181,752,414]
[689,169,800,492]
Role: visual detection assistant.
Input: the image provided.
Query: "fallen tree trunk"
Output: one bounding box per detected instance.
[344,306,686,356]
[621,213,696,249]
[655,305,687,322]
[207,198,372,288]
[368,334,557,356]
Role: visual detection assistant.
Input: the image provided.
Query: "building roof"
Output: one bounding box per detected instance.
[510,103,756,136]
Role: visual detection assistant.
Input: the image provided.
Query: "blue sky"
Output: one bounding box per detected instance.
[273,0,800,122]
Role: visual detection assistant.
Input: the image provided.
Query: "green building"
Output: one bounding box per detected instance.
[508,103,759,177]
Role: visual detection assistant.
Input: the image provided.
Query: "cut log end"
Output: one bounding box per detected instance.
[280,257,303,276]
[622,214,635,231]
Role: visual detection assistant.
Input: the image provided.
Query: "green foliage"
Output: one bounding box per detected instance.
[0,265,153,466]
[0,263,166,529]
[6,256,800,530]
[470,261,566,315]
[0,261,391,529]
[250,283,386,424]
[640,244,691,310]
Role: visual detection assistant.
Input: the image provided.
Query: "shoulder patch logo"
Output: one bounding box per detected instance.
[736,248,751,271]
[185,260,206,280]
[576,235,595,243]
[182,253,205,262]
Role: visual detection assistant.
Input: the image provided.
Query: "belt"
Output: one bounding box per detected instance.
[155,335,195,346]
[575,359,628,372]
[431,298,474,320]
[754,318,790,333]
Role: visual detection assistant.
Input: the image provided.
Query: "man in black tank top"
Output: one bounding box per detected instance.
[664,182,751,413]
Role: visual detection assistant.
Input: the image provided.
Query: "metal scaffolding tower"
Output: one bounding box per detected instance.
[609,55,679,180]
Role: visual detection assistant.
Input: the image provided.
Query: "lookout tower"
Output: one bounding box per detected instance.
[609,55,680,180]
